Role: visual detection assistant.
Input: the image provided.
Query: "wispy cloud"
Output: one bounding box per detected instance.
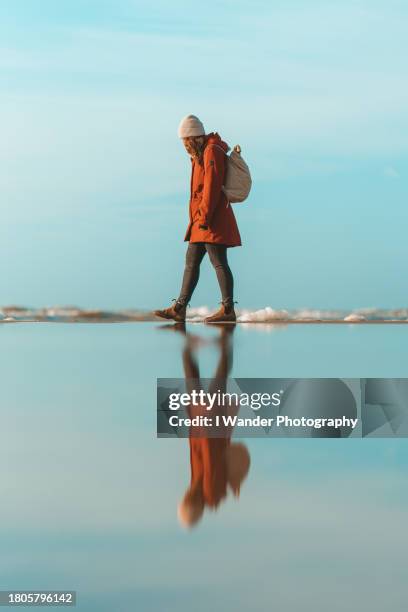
[384,165,400,178]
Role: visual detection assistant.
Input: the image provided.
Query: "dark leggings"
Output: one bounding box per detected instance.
[177,243,234,305]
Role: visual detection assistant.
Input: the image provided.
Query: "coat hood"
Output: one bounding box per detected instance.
[204,131,230,153]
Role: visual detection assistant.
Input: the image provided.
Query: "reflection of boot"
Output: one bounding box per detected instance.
[154,300,187,322]
[157,322,187,334]
[215,323,236,339]
[205,299,236,323]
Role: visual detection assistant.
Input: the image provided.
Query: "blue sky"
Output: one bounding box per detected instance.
[1,0,407,309]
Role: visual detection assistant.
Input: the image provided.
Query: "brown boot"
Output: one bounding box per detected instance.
[204,300,236,323]
[154,300,187,322]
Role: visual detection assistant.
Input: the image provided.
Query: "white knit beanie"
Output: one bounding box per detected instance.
[177,114,205,138]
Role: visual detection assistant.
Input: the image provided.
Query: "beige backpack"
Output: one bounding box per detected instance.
[209,144,252,204]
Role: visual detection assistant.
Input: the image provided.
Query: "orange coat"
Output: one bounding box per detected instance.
[184,132,242,247]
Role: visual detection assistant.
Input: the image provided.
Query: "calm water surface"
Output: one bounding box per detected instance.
[0,322,407,611]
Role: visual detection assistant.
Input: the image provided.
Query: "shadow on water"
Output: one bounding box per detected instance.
[157,322,251,528]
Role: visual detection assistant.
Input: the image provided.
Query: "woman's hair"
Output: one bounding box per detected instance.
[186,136,205,165]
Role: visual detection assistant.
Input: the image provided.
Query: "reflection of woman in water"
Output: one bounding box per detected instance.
[173,323,250,528]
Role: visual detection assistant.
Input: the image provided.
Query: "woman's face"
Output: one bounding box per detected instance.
[182,136,205,158]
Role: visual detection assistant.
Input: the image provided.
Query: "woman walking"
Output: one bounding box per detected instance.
[154,114,242,323]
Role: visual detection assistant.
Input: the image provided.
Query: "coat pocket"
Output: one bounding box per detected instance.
[193,183,204,200]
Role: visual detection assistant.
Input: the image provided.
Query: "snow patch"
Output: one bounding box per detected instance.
[238,307,289,322]
[344,313,367,322]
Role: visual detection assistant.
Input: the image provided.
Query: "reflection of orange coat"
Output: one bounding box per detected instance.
[187,397,238,509]
[189,438,230,508]
[184,132,242,247]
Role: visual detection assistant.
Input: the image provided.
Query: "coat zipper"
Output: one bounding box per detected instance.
[189,158,194,223]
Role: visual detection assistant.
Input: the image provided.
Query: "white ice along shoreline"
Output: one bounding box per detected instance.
[1,305,408,322]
